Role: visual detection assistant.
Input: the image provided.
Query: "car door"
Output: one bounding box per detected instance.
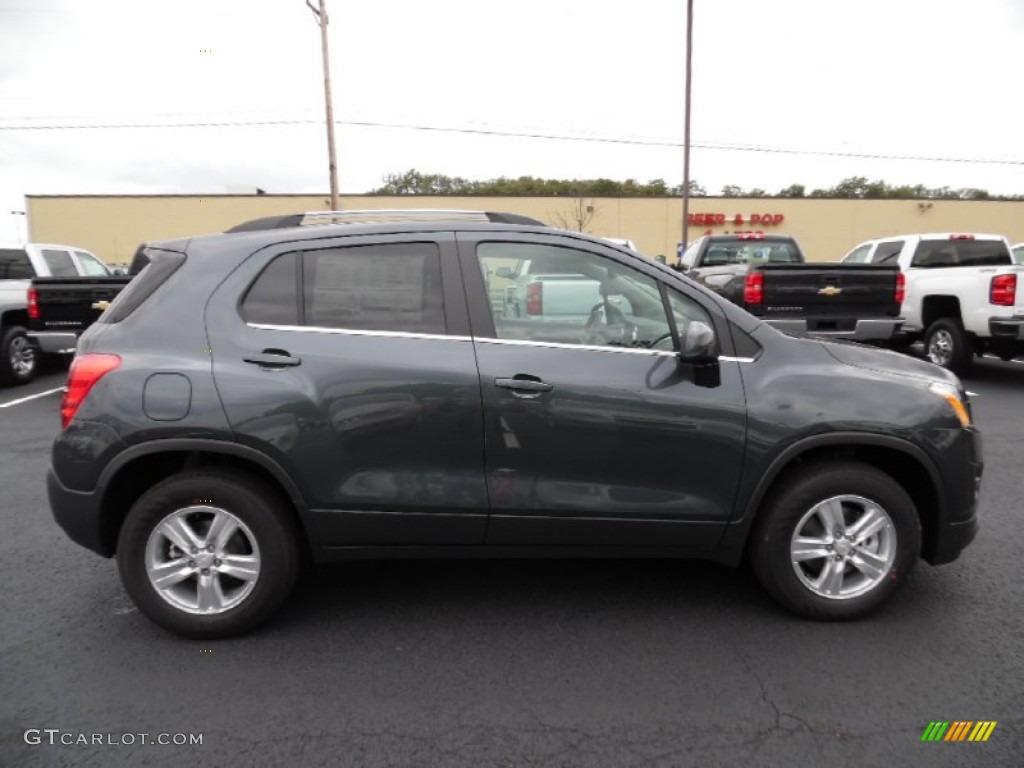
[206,231,488,546]
[458,232,748,548]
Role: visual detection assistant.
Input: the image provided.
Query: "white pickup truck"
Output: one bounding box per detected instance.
[841,233,1023,373]
[0,242,113,385]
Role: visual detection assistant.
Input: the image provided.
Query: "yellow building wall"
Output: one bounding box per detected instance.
[26,194,1024,268]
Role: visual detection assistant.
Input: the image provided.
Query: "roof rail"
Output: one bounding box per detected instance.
[225,209,547,233]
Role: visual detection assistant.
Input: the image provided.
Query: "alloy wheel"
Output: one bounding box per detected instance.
[790,495,897,600]
[145,506,261,615]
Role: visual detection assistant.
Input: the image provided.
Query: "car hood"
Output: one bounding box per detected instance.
[818,339,961,388]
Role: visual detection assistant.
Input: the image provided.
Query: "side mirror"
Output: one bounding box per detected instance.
[111,267,126,276]
[494,266,514,279]
[678,320,716,362]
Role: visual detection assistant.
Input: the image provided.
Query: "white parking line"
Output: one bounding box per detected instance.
[0,387,65,409]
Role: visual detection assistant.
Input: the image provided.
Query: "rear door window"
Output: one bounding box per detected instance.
[41,248,77,277]
[0,248,34,278]
[302,242,445,334]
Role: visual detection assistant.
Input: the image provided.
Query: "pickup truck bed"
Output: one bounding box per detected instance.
[28,276,132,353]
[745,263,902,338]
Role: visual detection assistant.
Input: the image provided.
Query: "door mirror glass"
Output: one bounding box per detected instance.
[679,320,715,361]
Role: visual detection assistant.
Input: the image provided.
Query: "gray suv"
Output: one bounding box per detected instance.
[47,210,983,638]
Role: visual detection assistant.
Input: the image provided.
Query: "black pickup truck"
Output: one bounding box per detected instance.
[26,247,149,354]
[676,234,903,341]
[28,276,132,354]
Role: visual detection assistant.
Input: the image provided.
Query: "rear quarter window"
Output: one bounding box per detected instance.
[100,249,185,324]
[241,252,299,325]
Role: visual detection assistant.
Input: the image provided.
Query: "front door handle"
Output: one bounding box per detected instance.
[494,376,553,393]
[243,349,302,368]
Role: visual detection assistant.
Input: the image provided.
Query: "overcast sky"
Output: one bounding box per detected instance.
[2,0,1023,240]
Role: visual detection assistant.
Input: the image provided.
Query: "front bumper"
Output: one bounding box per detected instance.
[766,317,904,342]
[28,331,77,354]
[927,427,983,566]
[48,467,112,557]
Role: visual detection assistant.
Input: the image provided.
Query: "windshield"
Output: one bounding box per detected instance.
[911,239,1012,267]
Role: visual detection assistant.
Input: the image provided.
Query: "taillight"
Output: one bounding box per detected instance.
[525,282,543,315]
[61,353,120,429]
[990,274,1017,306]
[949,234,975,240]
[27,287,39,320]
[895,272,905,305]
[744,272,764,305]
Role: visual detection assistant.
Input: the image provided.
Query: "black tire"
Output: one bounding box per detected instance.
[750,461,920,621]
[924,318,973,375]
[117,469,301,639]
[0,325,38,386]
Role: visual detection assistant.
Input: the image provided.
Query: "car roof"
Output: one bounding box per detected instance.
[864,232,1007,242]
[0,242,94,250]
[703,234,796,241]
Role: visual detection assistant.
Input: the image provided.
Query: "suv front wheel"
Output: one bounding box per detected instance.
[117,469,301,638]
[751,461,920,620]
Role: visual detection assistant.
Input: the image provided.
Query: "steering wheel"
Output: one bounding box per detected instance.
[583,300,629,345]
[646,331,676,350]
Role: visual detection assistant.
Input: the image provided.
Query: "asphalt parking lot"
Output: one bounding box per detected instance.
[1,357,1022,767]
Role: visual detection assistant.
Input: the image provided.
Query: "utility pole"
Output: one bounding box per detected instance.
[307,0,339,210]
[680,0,694,261]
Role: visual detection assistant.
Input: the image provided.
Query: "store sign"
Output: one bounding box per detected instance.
[688,213,786,227]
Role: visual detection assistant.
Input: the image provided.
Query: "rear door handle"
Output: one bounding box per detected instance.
[243,349,301,368]
[494,376,553,393]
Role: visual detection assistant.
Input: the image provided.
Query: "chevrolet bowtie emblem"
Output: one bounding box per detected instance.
[92,300,111,311]
[818,286,842,296]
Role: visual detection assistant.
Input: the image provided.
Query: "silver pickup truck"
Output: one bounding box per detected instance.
[0,242,114,385]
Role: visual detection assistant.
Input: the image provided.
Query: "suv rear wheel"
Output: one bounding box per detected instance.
[751,461,920,620]
[117,469,301,638]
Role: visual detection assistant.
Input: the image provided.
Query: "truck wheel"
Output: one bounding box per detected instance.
[924,318,973,374]
[0,325,38,386]
[750,461,920,621]
[117,469,302,639]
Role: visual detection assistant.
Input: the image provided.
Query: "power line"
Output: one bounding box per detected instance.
[0,116,1021,167]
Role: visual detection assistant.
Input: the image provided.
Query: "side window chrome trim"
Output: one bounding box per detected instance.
[247,322,471,342]
[475,337,678,358]
[718,355,756,363]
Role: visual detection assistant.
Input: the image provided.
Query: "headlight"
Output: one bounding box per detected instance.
[929,382,972,428]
